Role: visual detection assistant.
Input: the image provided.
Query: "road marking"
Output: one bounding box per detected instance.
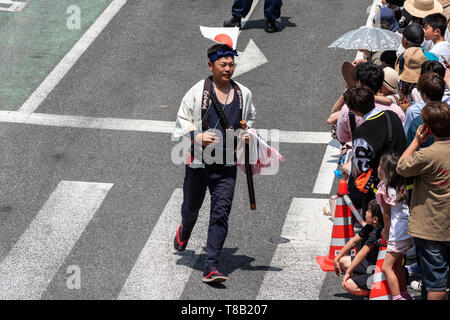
[0,110,332,144]
[240,0,259,30]
[0,180,113,300]
[257,198,332,299]
[234,39,268,78]
[0,110,175,134]
[17,0,127,114]
[276,130,331,144]
[312,139,340,194]
[118,188,209,300]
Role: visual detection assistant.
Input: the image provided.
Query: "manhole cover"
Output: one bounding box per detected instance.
[268,236,290,244]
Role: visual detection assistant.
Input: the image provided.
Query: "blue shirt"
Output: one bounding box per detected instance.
[404,101,426,135]
[406,103,450,148]
[406,116,434,148]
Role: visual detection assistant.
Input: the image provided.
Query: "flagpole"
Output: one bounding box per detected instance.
[240,120,256,210]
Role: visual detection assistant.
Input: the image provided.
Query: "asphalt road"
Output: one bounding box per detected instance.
[0,0,378,300]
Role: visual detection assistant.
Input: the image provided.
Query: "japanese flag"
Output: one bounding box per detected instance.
[199,26,239,50]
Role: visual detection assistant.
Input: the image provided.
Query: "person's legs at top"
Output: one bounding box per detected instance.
[203,165,237,282]
[263,0,282,20]
[231,0,254,19]
[224,0,253,28]
[264,0,282,32]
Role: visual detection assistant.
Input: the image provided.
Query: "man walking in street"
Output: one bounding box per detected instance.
[223,0,283,33]
[172,44,256,283]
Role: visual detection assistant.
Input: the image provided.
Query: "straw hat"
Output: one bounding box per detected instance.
[404,0,443,18]
[398,47,427,83]
[383,67,399,93]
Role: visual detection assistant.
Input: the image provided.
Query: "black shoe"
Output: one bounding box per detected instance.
[223,16,241,29]
[265,19,278,33]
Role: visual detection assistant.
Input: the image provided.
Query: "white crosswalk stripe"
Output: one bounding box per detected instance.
[257,198,332,300]
[0,181,113,300]
[313,140,341,195]
[0,187,336,300]
[118,188,210,300]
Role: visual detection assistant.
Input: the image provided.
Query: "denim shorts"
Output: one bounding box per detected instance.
[414,238,450,292]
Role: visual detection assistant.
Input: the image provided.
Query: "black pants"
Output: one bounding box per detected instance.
[181,164,237,272]
[231,0,283,20]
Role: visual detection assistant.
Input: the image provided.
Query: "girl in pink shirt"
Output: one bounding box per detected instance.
[376,153,413,300]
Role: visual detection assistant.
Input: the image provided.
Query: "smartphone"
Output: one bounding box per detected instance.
[424,125,431,136]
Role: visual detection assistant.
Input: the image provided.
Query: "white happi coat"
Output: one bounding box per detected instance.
[172,79,257,140]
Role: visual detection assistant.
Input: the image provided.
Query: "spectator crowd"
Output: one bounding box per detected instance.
[328,0,449,300]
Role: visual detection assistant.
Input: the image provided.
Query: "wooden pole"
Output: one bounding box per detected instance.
[240,120,256,210]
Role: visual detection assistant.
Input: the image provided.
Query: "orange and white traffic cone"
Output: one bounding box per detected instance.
[369,237,392,300]
[316,179,356,271]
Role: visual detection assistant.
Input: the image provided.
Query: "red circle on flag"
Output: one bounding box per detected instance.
[214,34,233,48]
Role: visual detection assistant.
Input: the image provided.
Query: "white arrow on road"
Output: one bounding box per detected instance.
[233,39,268,78]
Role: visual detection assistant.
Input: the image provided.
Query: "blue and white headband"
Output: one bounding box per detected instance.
[209,49,238,62]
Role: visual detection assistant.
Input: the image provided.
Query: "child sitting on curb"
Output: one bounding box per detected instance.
[334,200,384,296]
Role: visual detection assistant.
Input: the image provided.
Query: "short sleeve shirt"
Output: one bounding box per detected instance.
[397,140,450,241]
[357,223,383,265]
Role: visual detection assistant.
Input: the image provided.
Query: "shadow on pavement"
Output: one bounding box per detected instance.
[242,16,297,32]
[175,247,282,277]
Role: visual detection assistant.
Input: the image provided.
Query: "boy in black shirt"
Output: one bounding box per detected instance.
[334,200,384,296]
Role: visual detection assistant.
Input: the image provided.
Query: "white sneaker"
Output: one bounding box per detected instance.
[410,280,422,291]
